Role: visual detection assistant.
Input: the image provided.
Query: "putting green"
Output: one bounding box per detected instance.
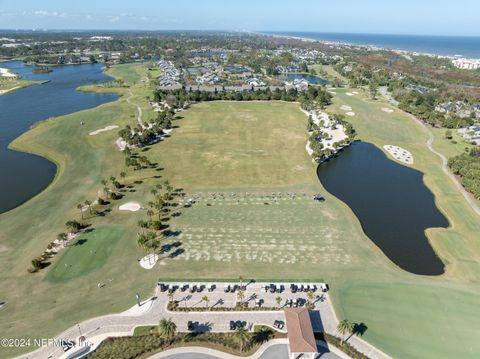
[45,225,124,283]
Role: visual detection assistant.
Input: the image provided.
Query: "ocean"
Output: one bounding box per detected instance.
[266,32,480,59]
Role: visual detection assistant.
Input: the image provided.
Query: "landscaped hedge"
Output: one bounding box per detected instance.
[87,330,273,359]
[323,333,372,359]
[168,301,280,312]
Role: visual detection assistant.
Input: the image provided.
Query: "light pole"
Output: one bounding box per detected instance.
[135,292,141,307]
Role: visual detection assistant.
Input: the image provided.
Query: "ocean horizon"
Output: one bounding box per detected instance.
[264,31,480,59]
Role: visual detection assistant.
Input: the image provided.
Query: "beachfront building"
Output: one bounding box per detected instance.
[284,307,318,359]
[452,58,480,70]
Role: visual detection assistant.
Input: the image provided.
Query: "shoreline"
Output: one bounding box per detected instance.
[1,65,121,215]
[257,31,480,61]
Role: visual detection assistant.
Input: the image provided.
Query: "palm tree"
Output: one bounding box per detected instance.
[275,296,282,308]
[76,203,84,219]
[234,327,250,351]
[337,319,354,345]
[202,295,210,309]
[252,328,272,344]
[237,289,245,305]
[84,200,92,215]
[158,318,176,339]
[57,233,68,242]
[137,233,147,257]
[146,209,154,220]
[137,220,148,234]
[167,291,174,303]
[306,290,315,305]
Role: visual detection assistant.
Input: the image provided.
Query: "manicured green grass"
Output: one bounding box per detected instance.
[338,282,480,359]
[107,63,145,85]
[45,225,124,283]
[0,79,46,94]
[151,102,319,190]
[431,127,475,159]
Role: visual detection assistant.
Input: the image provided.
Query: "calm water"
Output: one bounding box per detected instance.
[0,61,118,213]
[267,32,480,59]
[277,73,329,85]
[317,142,448,275]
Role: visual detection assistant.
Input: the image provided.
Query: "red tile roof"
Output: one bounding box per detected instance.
[284,307,317,353]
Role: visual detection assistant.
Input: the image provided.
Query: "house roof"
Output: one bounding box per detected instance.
[284,307,317,353]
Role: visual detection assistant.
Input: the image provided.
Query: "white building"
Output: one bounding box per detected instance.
[452,58,480,70]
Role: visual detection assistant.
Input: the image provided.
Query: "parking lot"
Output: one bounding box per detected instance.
[158,281,328,312]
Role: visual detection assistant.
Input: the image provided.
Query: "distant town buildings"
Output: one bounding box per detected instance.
[157,59,182,89]
[452,58,480,70]
[435,101,480,119]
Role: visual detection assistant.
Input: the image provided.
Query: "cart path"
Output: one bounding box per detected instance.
[409,113,480,217]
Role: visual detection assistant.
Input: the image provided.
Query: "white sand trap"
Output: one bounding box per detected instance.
[328,91,337,95]
[382,107,394,113]
[116,137,127,151]
[139,253,159,269]
[346,92,354,96]
[352,91,359,94]
[119,202,141,212]
[384,145,414,164]
[89,125,119,136]
[340,105,352,111]
[0,68,16,78]
[345,112,355,117]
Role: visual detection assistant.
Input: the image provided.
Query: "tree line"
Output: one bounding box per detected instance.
[154,86,332,110]
[448,147,480,199]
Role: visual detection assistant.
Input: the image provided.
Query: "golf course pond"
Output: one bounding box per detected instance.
[277,73,329,85]
[317,141,448,275]
[0,60,118,213]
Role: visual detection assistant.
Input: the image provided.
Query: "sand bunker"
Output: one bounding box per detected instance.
[345,112,355,117]
[384,145,414,164]
[328,91,337,95]
[382,107,394,113]
[346,92,354,96]
[139,253,159,269]
[119,202,141,212]
[352,91,359,94]
[340,105,352,111]
[89,125,119,136]
[0,68,16,78]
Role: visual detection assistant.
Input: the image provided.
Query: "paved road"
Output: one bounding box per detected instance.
[154,344,342,359]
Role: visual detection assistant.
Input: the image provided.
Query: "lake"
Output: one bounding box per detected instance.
[0,61,118,213]
[277,73,329,85]
[317,142,448,275]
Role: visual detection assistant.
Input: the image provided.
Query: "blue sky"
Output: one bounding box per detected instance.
[0,0,479,36]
